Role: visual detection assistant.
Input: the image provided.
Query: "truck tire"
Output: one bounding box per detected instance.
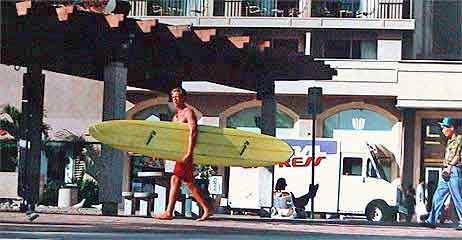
[366,201,393,222]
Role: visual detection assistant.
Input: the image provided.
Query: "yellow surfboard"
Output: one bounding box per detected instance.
[89,120,293,167]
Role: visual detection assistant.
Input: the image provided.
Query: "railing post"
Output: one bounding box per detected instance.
[410,0,413,19]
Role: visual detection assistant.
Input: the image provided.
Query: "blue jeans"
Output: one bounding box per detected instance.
[426,167,462,225]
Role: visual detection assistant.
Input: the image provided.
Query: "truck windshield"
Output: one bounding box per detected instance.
[373,158,390,182]
[367,144,394,182]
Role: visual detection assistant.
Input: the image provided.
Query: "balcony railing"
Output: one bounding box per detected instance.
[128,0,412,19]
[311,0,411,19]
[215,0,300,17]
[128,0,208,17]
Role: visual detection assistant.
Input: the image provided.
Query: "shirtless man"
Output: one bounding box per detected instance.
[154,87,212,221]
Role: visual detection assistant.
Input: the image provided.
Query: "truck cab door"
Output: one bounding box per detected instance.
[339,154,369,214]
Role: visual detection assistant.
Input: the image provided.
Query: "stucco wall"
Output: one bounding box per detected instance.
[0,172,19,199]
[0,64,104,136]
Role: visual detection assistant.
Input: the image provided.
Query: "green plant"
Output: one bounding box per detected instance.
[0,105,50,171]
[81,143,101,182]
[196,165,217,180]
[39,179,64,206]
[77,179,99,207]
[0,105,21,138]
[0,105,50,139]
[43,131,101,184]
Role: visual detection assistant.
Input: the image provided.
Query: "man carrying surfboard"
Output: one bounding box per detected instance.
[154,87,212,221]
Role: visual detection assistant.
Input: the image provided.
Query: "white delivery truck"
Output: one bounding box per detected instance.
[228,138,400,222]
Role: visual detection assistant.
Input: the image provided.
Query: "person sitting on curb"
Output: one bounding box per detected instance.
[272,178,319,219]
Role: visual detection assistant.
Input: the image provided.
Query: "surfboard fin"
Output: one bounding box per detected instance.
[145,130,156,145]
[239,140,250,156]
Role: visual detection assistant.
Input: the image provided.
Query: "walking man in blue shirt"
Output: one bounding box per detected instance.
[422,117,462,230]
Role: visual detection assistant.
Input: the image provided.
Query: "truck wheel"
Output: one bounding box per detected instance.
[366,202,388,222]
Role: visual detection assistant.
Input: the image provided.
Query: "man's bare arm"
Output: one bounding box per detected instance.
[184,108,198,162]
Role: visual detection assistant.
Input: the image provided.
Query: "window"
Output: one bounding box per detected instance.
[227,107,294,129]
[323,109,393,138]
[325,40,359,59]
[324,40,376,59]
[367,158,377,178]
[342,157,362,176]
[272,39,299,53]
[431,0,462,59]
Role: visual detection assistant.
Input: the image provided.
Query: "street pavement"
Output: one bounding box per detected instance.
[0,212,461,239]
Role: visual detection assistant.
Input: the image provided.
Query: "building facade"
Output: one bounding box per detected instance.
[126,0,462,190]
[1,0,462,207]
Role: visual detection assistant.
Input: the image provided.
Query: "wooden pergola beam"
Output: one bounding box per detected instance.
[2,1,336,93]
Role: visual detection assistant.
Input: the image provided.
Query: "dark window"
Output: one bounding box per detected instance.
[342,157,362,176]
[325,40,361,59]
[432,0,462,59]
[272,39,299,53]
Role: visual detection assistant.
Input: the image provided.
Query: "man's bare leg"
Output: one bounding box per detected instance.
[155,175,181,220]
[185,182,213,221]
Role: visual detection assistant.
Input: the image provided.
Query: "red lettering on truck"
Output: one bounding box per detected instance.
[278,156,326,167]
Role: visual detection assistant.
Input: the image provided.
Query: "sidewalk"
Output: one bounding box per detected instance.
[0,211,461,239]
[27,206,458,229]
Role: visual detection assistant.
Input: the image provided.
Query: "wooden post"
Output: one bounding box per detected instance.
[18,64,45,211]
[401,109,415,188]
[99,62,128,216]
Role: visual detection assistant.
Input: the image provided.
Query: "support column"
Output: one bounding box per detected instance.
[423,0,433,58]
[257,78,276,212]
[259,80,276,137]
[401,109,416,188]
[18,64,45,210]
[99,62,128,216]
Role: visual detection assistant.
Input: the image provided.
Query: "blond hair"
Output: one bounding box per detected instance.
[170,87,187,96]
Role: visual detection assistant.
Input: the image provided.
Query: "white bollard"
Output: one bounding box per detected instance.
[134,192,152,217]
[122,192,135,216]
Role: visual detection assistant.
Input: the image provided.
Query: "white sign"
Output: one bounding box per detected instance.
[208,176,223,195]
[164,160,175,173]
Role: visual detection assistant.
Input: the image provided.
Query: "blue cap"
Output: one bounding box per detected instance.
[439,117,454,128]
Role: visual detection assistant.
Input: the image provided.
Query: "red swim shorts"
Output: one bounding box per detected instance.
[173,160,194,183]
